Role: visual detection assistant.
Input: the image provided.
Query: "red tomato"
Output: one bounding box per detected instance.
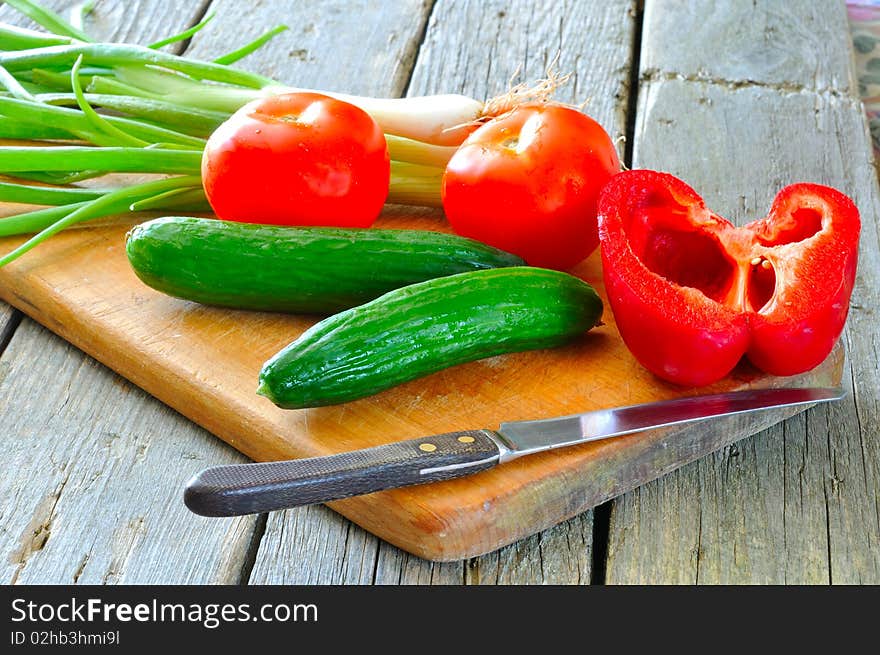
[441,103,620,270]
[201,92,390,227]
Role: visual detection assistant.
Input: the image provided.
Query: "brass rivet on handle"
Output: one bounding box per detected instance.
[457,436,475,443]
[419,443,437,452]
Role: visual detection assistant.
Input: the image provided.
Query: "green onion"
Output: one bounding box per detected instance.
[0,23,74,50]
[4,0,92,42]
[148,11,216,50]
[384,135,458,168]
[70,54,151,148]
[0,63,36,100]
[0,43,277,89]
[388,162,445,208]
[112,63,263,113]
[0,96,201,147]
[0,181,108,205]
[127,186,209,212]
[10,170,102,185]
[213,24,289,65]
[68,1,95,35]
[3,0,564,146]
[37,92,228,137]
[0,146,203,174]
[0,180,208,239]
[0,43,494,147]
[0,201,90,239]
[0,175,203,266]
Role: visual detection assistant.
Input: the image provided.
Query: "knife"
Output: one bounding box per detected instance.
[184,386,844,517]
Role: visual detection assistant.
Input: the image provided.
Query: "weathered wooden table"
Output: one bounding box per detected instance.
[1,0,877,585]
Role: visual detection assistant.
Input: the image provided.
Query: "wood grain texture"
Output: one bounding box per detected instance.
[249,505,379,585]
[641,0,855,92]
[461,512,595,584]
[0,318,258,584]
[605,0,880,583]
[407,0,636,142]
[248,501,595,584]
[0,0,262,585]
[184,0,433,96]
[68,0,211,47]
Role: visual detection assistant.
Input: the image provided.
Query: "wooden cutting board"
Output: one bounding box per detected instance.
[0,204,843,561]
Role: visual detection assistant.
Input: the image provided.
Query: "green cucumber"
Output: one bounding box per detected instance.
[125,216,525,313]
[258,267,603,409]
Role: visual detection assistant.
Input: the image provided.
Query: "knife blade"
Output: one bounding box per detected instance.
[183,386,844,517]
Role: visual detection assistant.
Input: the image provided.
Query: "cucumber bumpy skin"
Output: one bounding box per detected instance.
[125,216,525,313]
[257,267,603,409]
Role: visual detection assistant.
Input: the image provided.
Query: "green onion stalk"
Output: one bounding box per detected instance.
[2,0,561,147]
[0,0,559,267]
[0,22,507,146]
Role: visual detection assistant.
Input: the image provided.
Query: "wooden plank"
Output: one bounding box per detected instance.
[371,509,595,584]
[406,0,634,137]
[249,500,596,584]
[184,0,433,97]
[248,506,380,585]
[375,511,596,584]
[605,0,880,583]
[68,0,211,47]
[0,318,258,584]
[640,0,855,91]
[461,512,595,584]
[246,0,637,579]
[0,0,262,585]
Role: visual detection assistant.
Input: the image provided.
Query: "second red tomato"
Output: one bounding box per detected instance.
[441,103,620,270]
[201,92,390,228]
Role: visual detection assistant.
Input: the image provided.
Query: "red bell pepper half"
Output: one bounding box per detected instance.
[597,170,860,387]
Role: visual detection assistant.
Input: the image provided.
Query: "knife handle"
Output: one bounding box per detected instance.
[184,430,503,517]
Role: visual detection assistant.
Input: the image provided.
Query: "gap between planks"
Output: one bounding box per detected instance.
[399,0,438,98]
[173,0,214,55]
[586,0,647,585]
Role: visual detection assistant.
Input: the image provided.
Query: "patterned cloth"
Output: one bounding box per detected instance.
[848,1,880,155]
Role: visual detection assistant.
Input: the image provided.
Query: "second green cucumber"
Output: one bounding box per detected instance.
[258,267,604,409]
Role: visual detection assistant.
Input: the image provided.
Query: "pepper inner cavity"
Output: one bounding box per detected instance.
[747,256,776,312]
[626,191,780,311]
[757,206,823,246]
[641,226,736,304]
[639,227,778,312]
